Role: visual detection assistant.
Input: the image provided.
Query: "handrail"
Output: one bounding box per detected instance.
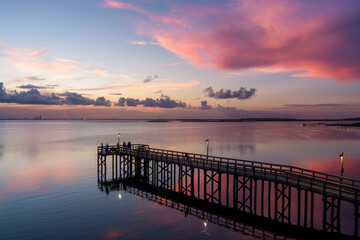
[97,144,360,196]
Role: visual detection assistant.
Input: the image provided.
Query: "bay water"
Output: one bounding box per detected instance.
[1,120,359,239]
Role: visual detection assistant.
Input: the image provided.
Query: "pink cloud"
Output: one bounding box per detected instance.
[104,0,360,82]
[0,43,83,72]
[102,0,150,17]
[128,40,158,45]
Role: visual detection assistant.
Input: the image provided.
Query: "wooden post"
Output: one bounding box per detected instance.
[191,168,195,197]
[268,181,271,218]
[288,186,292,224]
[298,188,302,226]
[204,170,207,201]
[135,157,141,178]
[304,190,308,227]
[355,202,359,237]
[115,155,118,179]
[261,180,264,217]
[198,168,200,199]
[112,155,114,180]
[234,175,238,210]
[254,179,257,215]
[274,182,278,220]
[310,191,314,228]
[218,173,222,206]
[337,199,341,233]
[323,195,327,231]
[331,197,335,232]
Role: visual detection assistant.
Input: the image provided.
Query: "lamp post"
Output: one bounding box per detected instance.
[340,152,344,177]
[118,133,120,145]
[205,139,209,159]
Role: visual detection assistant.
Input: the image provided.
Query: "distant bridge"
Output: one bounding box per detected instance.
[97,144,360,238]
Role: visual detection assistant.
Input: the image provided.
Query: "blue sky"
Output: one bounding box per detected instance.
[0,0,359,119]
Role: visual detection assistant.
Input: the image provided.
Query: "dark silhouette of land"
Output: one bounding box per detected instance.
[1,117,360,128]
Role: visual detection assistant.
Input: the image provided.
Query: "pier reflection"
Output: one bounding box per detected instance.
[99,179,353,240]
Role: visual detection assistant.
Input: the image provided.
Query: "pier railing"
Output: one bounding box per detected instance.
[98,144,360,203]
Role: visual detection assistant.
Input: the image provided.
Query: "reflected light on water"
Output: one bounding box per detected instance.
[118,192,122,199]
[204,219,209,227]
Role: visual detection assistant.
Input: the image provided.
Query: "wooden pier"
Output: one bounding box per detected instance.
[303,122,360,128]
[97,144,360,238]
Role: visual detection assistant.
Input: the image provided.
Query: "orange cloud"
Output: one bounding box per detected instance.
[165,80,201,87]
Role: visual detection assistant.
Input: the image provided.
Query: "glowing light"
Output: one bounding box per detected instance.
[340,152,344,176]
[203,219,208,227]
[118,192,122,199]
[205,139,209,159]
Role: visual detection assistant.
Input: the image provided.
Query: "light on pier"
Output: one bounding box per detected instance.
[340,152,344,176]
[205,139,209,159]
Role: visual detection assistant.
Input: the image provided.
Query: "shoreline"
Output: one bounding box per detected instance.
[1,117,360,123]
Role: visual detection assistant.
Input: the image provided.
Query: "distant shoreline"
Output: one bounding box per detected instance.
[1,117,360,122]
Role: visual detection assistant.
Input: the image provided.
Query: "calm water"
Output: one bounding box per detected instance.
[1,120,360,239]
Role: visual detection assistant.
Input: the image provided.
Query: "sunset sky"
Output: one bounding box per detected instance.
[0,0,359,119]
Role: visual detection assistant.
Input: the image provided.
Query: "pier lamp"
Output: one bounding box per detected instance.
[340,152,344,177]
[205,139,209,159]
[118,133,120,145]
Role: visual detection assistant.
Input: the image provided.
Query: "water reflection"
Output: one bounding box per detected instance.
[100,180,354,240]
[1,120,360,239]
[0,144,3,161]
[218,143,256,156]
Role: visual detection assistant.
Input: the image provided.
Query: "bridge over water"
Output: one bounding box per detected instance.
[97,144,360,238]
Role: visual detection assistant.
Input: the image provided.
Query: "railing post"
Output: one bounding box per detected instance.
[355,189,359,237]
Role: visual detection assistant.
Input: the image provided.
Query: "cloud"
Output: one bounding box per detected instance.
[109,93,123,95]
[104,0,360,82]
[165,80,200,87]
[215,104,294,118]
[143,74,159,83]
[283,104,349,108]
[124,97,141,107]
[94,97,112,106]
[204,87,256,100]
[60,92,97,106]
[115,96,186,108]
[115,97,126,107]
[0,42,133,84]
[198,100,212,110]
[81,79,199,92]
[0,82,61,105]
[26,76,45,81]
[128,41,158,45]
[17,84,56,89]
[0,82,111,106]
